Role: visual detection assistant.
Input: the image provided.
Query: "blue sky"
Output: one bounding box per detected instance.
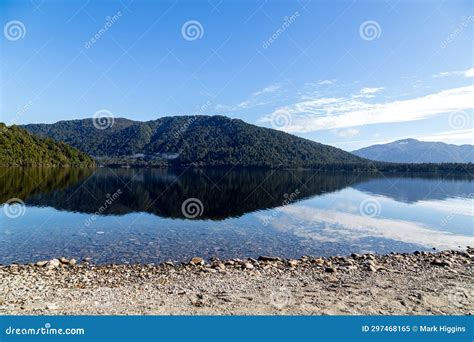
[1,0,472,150]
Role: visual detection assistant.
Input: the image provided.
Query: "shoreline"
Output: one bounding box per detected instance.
[0,249,472,315]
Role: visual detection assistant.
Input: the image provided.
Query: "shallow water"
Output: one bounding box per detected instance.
[0,167,473,264]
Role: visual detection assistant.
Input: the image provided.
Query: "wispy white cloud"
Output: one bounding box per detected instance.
[304,79,336,87]
[259,85,474,133]
[334,128,359,138]
[360,87,384,94]
[215,83,283,112]
[433,67,474,78]
[417,129,474,144]
[251,84,282,97]
[352,87,384,99]
[317,79,335,85]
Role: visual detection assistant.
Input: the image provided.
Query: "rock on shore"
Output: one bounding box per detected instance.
[0,249,472,315]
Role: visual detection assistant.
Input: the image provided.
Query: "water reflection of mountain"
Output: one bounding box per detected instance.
[353,176,473,203]
[1,168,472,219]
[0,167,93,203]
[1,168,373,219]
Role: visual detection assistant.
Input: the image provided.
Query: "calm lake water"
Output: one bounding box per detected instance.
[0,167,473,264]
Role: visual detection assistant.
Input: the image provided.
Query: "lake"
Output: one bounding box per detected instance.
[0,167,473,264]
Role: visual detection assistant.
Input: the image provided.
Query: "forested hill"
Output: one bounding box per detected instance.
[23,115,368,169]
[0,123,95,167]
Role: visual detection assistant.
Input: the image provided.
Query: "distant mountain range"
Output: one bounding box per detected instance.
[0,123,94,167]
[23,115,367,169]
[352,139,474,163]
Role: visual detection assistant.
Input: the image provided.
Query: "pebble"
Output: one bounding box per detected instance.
[35,261,48,267]
[190,257,204,266]
[258,256,281,262]
[431,259,452,267]
[46,259,60,269]
[201,268,217,273]
[312,258,325,265]
[59,257,69,264]
[211,262,226,270]
[243,262,254,270]
[288,260,299,267]
[365,260,376,267]
[0,250,471,316]
[367,265,378,272]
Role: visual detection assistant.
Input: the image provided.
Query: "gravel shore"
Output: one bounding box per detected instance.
[0,249,472,315]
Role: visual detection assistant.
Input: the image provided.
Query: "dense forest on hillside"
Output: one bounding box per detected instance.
[0,123,95,167]
[23,116,367,169]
